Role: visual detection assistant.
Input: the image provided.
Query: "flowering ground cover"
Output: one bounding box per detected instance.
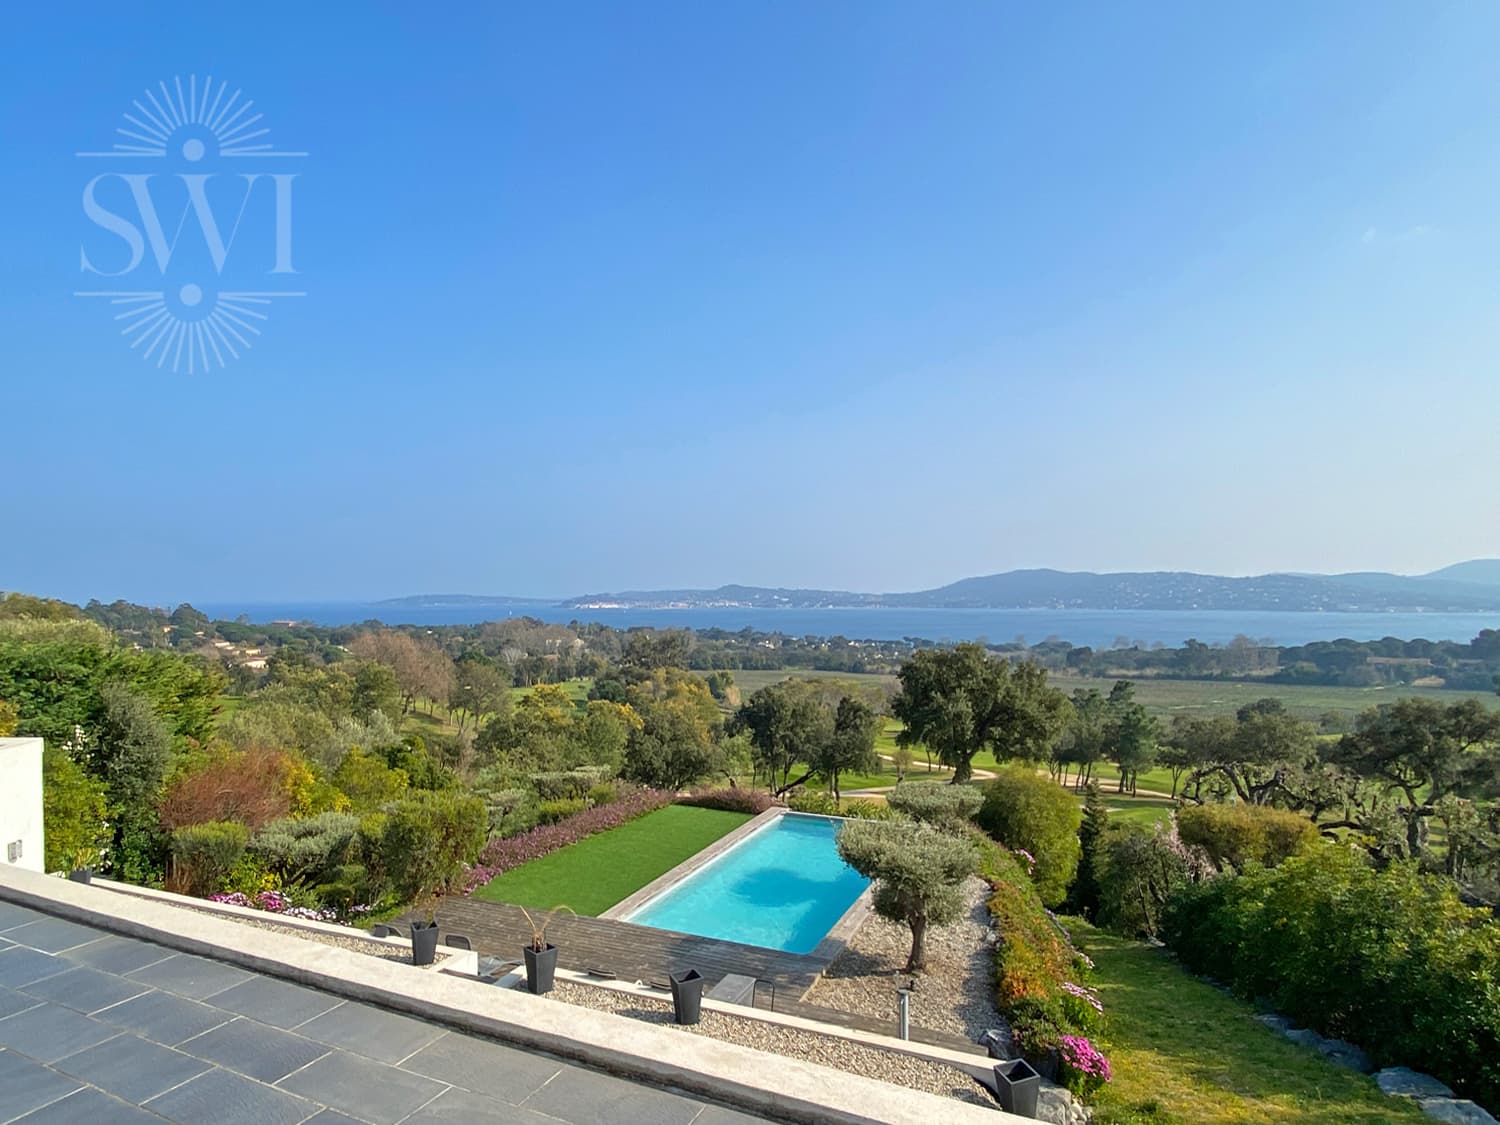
[470,805,752,916]
[1069,919,1426,1125]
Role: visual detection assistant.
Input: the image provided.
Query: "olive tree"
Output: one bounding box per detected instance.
[836,820,977,971]
[886,780,982,832]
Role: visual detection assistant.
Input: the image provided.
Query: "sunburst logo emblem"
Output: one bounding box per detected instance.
[75,77,307,374]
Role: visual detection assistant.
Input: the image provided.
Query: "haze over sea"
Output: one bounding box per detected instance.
[196,603,1500,649]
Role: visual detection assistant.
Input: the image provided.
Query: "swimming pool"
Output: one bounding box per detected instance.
[624,813,869,954]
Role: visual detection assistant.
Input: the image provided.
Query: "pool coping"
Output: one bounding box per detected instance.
[602,807,875,973]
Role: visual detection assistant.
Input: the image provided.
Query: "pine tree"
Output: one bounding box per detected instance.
[1069,780,1111,919]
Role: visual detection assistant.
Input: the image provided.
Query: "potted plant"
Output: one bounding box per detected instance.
[68,847,97,884]
[519,905,572,995]
[410,894,443,966]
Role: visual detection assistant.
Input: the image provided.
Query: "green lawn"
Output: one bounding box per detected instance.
[1091,794,1177,828]
[1046,674,1498,723]
[471,805,752,916]
[1071,919,1425,1125]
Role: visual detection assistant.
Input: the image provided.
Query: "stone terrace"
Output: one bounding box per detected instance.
[0,899,765,1125]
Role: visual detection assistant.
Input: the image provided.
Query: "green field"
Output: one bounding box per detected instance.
[1072,919,1425,1125]
[1046,674,1497,723]
[725,668,897,696]
[471,805,751,916]
[723,668,1494,724]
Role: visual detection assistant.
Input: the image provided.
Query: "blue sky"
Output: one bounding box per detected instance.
[3,2,1499,604]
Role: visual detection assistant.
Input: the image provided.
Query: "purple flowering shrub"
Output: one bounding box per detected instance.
[461,785,673,894]
[678,788,774,815]
[207,889,361,925]
[1058,1034,1113,1096]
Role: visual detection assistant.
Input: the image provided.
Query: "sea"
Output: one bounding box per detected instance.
[193,603,1500,649]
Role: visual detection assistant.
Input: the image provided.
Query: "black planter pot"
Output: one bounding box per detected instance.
[524,943,558,995]
[993,1058,1041,1119]
[67,868,93,885]
[669,969,704,1025]
[411,921,441,966]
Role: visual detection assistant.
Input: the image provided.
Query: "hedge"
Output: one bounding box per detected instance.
[462,785,672,894]
[1162,840,1500,1111]
[678,788,774,815]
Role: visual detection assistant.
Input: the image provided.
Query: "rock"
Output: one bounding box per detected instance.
[1317,1038,1373,1074]
[1281,1028,1372,1073]
[1036,1079,1091,1125]
[980,1027,1015,1060]
[1416,1098,1500,1125]
[1377,1068,1456,1101]
[1256,1013,1294,1033]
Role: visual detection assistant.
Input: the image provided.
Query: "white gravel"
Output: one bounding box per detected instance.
[174,905,450,967]
[805,876,1001,1040]
[549,980,990,1107]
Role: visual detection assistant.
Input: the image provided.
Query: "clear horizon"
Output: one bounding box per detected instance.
[6,4,1500,605]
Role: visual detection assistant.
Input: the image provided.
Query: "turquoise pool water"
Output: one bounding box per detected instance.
[624,813,869,954]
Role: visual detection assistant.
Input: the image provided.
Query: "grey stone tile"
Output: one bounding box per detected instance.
[0,986,42,1020]
[0,902,43,932]
[0,1048,82,1120]
[303,1112,368,1125]
[61,935,175,976]
[693,1104,774,1124]
[399,1032,561,1104]
[126,951,254,1000]
[53,1032,213,1103]
[402,1087,559,1123]
[2,917,103,954]
[278,1050,448,1125]
[205,975,343,1029]
[96,988,233,1045]
[21,966,150,1014]
[8,1085,166,1124]
[0,947,68,989]
[179,1016,331,1083]
[521,1064,704,1125]
[0,1002,116,1063]
[294,1001,444,1064]
[146,1066,318,1125]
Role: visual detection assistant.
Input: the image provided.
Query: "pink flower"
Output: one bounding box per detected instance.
[1059,1035,1113,1082]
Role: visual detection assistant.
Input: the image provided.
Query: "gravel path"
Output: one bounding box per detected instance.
[804,876,1000,1040]
[549,981,989,1107]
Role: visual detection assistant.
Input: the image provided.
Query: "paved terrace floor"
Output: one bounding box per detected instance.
[403,899,828,996]
[0,900,768,1125]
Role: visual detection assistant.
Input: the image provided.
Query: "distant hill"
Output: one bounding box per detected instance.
[551,562,1500,613]
[1421,560,1500,588]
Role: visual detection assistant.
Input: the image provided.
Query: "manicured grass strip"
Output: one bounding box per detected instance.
[1071,918,1426,1125]
[472,805,752,916]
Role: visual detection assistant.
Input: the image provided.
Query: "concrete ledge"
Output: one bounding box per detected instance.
[0,867,1020,1125]
[549,967,989,1072]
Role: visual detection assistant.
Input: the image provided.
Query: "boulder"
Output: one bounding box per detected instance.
[1415,1099,1499,1125]
[1376,1068,1456,1101]
[1281,1028,1372,1073]
[1036,1078,1091,1125]
[1316,1038,1373,1074]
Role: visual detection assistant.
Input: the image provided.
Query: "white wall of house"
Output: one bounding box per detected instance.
[0,738,45,873]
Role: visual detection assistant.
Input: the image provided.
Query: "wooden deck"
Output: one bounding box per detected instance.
[401,897,828,995]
